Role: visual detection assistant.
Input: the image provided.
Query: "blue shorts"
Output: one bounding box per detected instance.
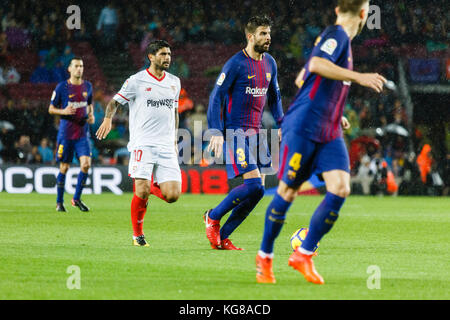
[278,132,350,189]
[56,137,91,163]
[224,131,272,179]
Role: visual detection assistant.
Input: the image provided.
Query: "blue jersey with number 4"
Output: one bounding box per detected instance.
[283,25,353,143]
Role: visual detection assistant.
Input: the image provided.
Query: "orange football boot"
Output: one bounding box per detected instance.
[256,254,276,284]
[288,250,324,284]
[203,209,221,249]
[220,238,243,250]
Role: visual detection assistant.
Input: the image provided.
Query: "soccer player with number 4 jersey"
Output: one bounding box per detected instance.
[256,0,387,284]
[96,40,182,247]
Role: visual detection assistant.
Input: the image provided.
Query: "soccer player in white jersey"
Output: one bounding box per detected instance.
[96,40,182,247]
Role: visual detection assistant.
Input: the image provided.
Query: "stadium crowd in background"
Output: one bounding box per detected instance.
[0,0,448,195]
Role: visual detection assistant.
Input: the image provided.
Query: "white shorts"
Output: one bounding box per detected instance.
[128,146,181,184]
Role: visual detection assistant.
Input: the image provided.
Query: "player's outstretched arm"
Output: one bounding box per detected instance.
[96,99,121,140]
[308,57,387,93]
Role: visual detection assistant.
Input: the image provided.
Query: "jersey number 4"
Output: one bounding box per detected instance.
[289,153,302,171]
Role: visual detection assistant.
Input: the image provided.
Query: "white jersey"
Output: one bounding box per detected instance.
[113,69,181,152]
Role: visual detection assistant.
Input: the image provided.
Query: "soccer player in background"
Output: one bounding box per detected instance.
[49,57,94,212]
[256,0,387,284]
[96,40,181,247]
[205,15,284,250]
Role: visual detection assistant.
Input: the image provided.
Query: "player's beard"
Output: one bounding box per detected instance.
[254,42,270,54]
[155,59,170,71]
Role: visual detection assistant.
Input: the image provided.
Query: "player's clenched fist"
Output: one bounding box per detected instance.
[62,105,76,115]
[208,135,224,158]
[96,118,112,140]
[355,73,387,93]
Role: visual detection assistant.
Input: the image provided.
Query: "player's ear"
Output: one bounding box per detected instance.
[359,7,366,20]
[335,6,340,16]
[245,31,252,43]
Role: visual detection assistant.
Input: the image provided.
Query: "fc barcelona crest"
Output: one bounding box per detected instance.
[266,73,271,82]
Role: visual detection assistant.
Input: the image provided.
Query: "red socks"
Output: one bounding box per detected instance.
[131,194,148,237]
[150,177,168,202]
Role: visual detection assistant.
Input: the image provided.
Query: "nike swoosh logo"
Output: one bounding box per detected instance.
[69,94,75,98]
[248,75,256,79]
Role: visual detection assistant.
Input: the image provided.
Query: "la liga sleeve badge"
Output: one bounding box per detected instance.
[320,38,338,55]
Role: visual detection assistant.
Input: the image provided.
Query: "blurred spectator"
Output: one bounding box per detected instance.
[59,45,74,69]
[30,61,52,83]
[97,4,119,49]
[352,155,374,195]
[45,46,59,70]
[51,60,68,83]
[4,64,20,83]
[417,144,433,184]
[0,127,15,162]
[30,145,42,164]
[178,88,194,129]
[169,56,190,79]
[38,137,53,164]
[15,134,33,164]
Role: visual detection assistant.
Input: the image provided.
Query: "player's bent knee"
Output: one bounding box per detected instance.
[59,163,70,174]
[277,183,297,202]
[164,191,179,203]
[327,184,351,198]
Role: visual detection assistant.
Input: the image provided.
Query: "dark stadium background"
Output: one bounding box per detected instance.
[0,0,448,196]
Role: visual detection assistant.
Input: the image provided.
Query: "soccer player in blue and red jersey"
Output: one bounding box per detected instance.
[49,57,94,212]
[204,15,284,250]
[256,0,387,284]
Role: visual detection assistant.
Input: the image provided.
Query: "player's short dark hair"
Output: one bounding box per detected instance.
[69,57,83,66]
[147,40,171,56]
[244,15,272,35]
[338,0,369,15]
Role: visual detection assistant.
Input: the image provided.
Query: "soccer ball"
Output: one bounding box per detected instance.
[290,228,319,253]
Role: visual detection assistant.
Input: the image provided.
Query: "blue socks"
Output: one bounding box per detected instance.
[209,178,265,240]
[260,193,292,254]
[301,192,345,252]
[74,171,88,201]
[57,171,89,203]
[209,178,264,221]
[220,183,265,240]
[56,172,66,204]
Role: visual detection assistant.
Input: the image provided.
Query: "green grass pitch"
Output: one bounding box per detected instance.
[0,193,449,300]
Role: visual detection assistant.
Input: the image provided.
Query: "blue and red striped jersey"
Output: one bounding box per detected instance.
[284,25,353,143]
[50,80,93,140]
[207,49,283,133]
